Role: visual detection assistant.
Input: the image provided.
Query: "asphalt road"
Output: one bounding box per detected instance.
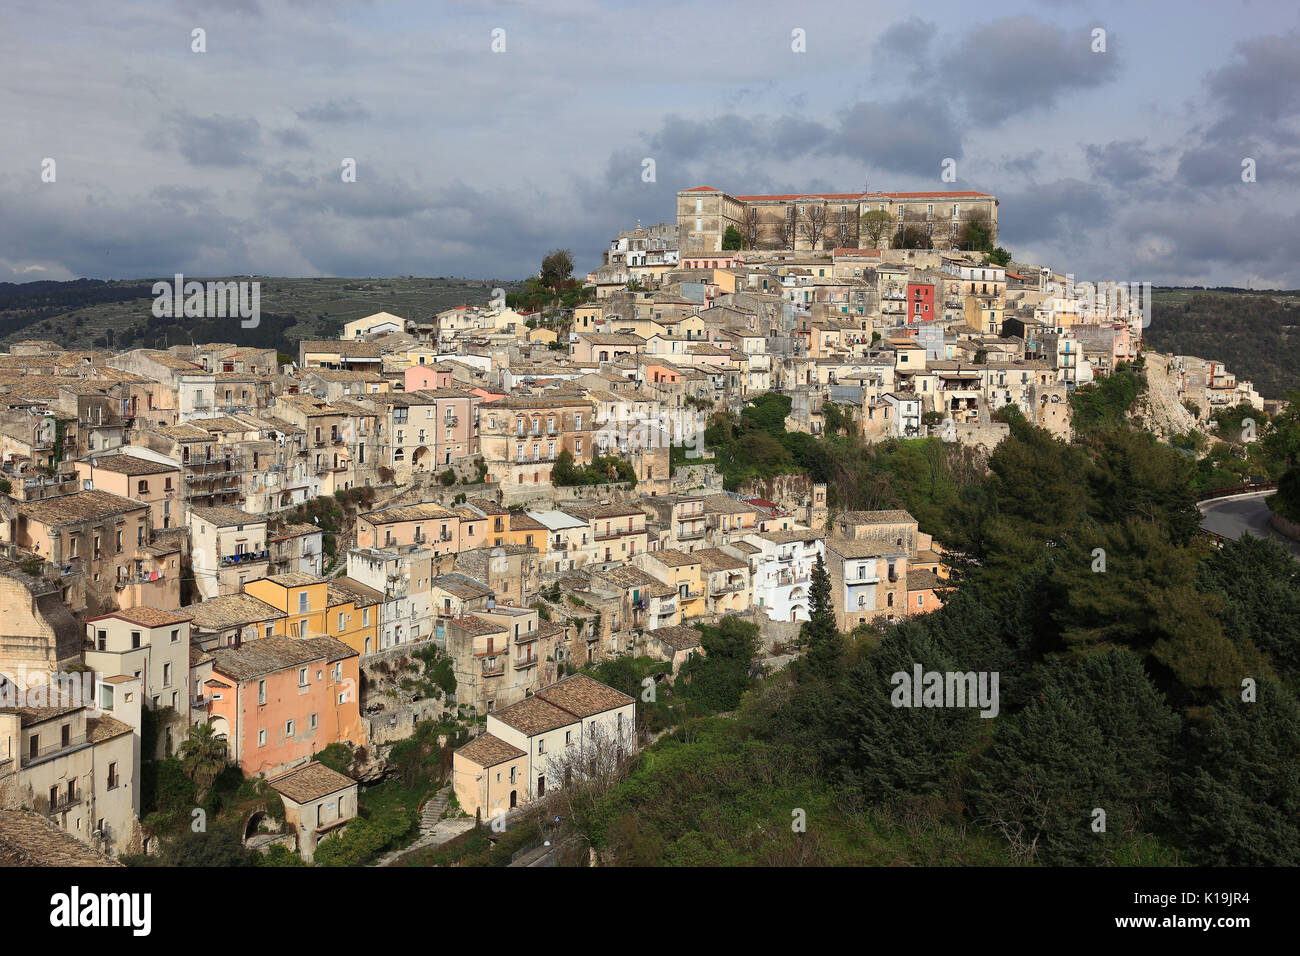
[1198,491,1300,559]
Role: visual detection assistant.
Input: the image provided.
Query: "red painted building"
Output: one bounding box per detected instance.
[908,282,935,322]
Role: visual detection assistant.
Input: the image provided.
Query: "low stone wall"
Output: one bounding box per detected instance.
[1269,510,1300,541]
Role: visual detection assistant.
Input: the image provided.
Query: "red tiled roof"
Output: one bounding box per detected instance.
[735,193,864,201]
[729,190,994,201]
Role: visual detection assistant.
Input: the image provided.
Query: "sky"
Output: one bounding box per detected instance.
[3,0,1299,288]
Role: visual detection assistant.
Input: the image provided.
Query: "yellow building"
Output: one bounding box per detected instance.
[636,549,706,620]
[244,573,329,640]
[325,580,383,655]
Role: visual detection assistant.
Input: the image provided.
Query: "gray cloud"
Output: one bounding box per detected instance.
[946,15,1120,124]
[158,112,262,167]
[295,98,371,124]
[1084,139,1157,186]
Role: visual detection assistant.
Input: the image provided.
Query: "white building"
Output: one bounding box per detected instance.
[733,529,824,622]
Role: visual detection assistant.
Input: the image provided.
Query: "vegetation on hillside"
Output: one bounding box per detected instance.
[550,408,1300,866]
[1146,291,1300,399]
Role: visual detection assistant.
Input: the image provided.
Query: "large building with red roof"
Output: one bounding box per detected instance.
[676,185,997,254]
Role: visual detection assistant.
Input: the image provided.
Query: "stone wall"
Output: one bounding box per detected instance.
[950,421,1010,452]
[1269,511,1300,541]
[671,463,724,493]
[738,472,816,516]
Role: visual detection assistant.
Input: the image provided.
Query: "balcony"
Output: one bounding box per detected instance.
[27,734,91,766]
[47,791,83,813]
[514,628,539,644]
[220,549,268,567]
[657,600,676,616]
[481,662,505,678]
[710,581,745,596]
[677,528,705,541]
[115,569,165,589]
[513,655,539,671]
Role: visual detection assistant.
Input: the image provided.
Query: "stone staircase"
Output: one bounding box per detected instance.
[418,788,450,837]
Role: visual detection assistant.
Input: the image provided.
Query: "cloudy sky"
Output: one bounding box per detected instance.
[3,0,1299,287]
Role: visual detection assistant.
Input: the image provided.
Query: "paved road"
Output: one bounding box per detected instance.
[1198,491,1300,559]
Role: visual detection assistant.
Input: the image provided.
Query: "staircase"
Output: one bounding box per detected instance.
[419,788,450,836]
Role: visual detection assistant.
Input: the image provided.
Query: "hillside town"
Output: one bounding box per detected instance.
[0,185,1268,865]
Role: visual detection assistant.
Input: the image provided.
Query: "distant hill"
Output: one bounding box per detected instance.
[0,276,526,354]
[1146,289,1300,400]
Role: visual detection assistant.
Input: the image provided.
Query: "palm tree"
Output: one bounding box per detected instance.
[179,723,228,800]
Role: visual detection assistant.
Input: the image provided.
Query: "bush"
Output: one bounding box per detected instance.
[314,808,415,866]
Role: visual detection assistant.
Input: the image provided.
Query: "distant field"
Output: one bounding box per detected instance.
[0,276,527,353]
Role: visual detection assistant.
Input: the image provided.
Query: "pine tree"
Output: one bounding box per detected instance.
[801,553,840,678]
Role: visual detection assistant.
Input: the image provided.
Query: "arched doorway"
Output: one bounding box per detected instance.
[509,790,517,808]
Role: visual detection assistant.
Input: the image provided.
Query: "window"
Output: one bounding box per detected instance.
[538,739,545,755]
[163,663,172,687]
[107,762,119,789]
[285,720,295,737]
[131,631,141,649]
[258,729,267,747]
[258,680,267,705]
[298,592,309,613]
[362,608,370,626]
[96,629,107,651]
[170,628,179,644]
[299,667,308,687]
[310,713,318,730]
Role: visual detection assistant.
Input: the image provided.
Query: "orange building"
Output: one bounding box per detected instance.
[204,635,362,778]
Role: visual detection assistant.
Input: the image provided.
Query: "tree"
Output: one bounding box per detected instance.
[778,211,798,249]
[800,554,839,678]
[721,225,743,251]
[859,209,893,248]
[895,226,931,250]
[740,207,762,248]
[1169,681,1300,865]
[987,246,1011,266]
[798,206,828,249]
[539,249,574,288]
[966,651,1181,865]
[831,206,858,248]
[958,217,994,253]
[178,723,227,801]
